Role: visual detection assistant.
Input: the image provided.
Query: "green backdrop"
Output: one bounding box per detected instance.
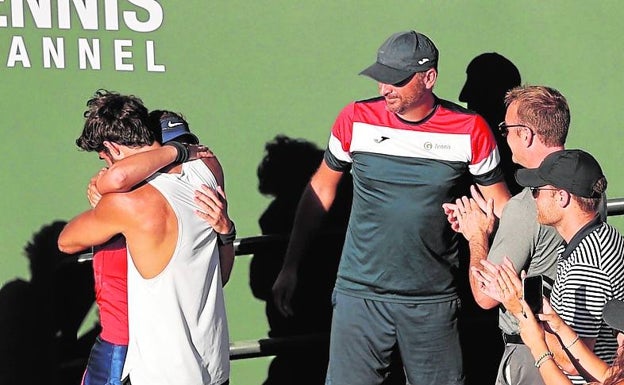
[2,1,623,383]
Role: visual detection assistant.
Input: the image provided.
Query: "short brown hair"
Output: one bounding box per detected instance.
[76,89,155,152]
[504,85,570,147]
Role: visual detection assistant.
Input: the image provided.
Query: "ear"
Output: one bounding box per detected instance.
[423,68,437,89]
[521,127,534,148]
[558,190,571,208]
[103,141,123,159]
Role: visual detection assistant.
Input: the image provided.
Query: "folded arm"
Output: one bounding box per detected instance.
[96,144,215,194]
[58,194,128,254]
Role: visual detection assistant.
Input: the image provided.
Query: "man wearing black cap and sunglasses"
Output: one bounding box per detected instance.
[515,149,624,385]
[272,30,510,385]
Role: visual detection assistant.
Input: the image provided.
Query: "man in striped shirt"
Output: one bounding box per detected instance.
[516,149,624,384]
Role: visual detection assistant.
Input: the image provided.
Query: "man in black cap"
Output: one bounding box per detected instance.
[272,30,510,385]
[515,149,624,384]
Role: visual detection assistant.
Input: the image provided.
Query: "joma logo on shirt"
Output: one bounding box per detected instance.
[424,142,450,150]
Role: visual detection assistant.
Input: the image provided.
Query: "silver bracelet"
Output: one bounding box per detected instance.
[564,335,580,350]
[534,351,554,368]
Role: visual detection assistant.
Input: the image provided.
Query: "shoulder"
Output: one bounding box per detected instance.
[576,224,623,258]
[339,97,386,123]
[354,96,384,106]
[599,222,624,242]
[502,189,535,216]
[436,98,478,116]
[97,186,161,218]
[199,157,224,186]
[432,98,491,136]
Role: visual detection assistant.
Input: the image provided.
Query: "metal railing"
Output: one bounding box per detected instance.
[72,198,624,359]
[228,197,624,359]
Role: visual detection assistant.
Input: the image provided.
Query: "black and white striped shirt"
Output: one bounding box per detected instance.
[551,217,624,384]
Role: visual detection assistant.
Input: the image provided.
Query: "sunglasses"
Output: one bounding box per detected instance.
[498,122,535,137]
[530,187,559,198]
[392,73,417,87]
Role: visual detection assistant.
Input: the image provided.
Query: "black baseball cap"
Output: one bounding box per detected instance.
[359,30,439,85]
[515,149,606,198]
[603,299,624,332]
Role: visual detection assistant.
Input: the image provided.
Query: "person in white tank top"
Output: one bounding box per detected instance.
[58,90,233,385]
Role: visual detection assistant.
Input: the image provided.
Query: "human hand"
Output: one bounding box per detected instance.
[272,267,298,317]
[455,194,496,242]
[442,203,460,233]
[517,300,548,350]
[471,259,501,302]
[87,168,107,208]
[194,185,232,234]
[469,185,489,213]
[493,257,523,314]
[537,299,566,335]
[187,144,215,161]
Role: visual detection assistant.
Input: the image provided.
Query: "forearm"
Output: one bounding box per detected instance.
[545,330,581,375]
[58,209,117,254]
[97,146,178,193]
[530,350,573,385]
[218,244,235,286]
[282,184,333,272]
[555,329,606,382]
[468,236,499,309]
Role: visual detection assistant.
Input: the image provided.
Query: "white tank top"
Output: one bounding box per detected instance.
[122,160,230,385]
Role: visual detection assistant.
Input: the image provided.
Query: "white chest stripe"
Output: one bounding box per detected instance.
[350,122,472,162]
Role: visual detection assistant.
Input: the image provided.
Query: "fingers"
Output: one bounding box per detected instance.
[442,203,461,232]
[485,197,494,218]
[455,196,487,223]
[454,197,469,230]
[479,259,498,275]
[498,267,517,296]
[194,189,221,221]
[455,196,469,214]
[502,257,517,273]
[196,185,224,210]
[272,280,294,317]
[471,267,493,292]
[500,259,522,292]
[216,185,227,201]
[442,203,457,215]
[470,185,487,210]
[195,184,232,233]
[471,266,489,286]
[87,182,102,208]
[542,298,554,313]
[192,144,214,155]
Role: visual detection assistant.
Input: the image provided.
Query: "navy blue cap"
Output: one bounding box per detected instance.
[160,116,199,144]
